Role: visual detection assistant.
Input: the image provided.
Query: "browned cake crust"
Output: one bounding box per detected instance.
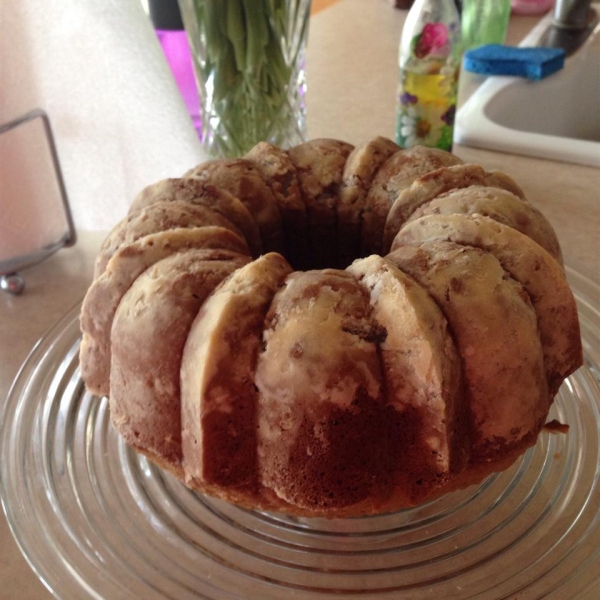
[382,164,526,254]
[110,251,250,473]
[245,142,309,269]
[94,201,244,278]
[181,253,293,507]
[361,147,463,256]
[80,228,250,396]
[80,137,583,518]
[288,139,354,269]
[404,185,563,263]
[129,178,262,257]
[185,158,284,253]
[339,137,400,267]
[386,241,548,464]
[256,269,394,510]
[394,214,581,395]
[347,256,467,486]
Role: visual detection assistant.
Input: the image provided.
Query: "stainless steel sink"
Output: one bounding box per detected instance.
[455,8,600,167]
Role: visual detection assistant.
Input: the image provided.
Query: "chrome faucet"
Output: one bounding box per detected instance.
[553,0,594,30]
[541,0,598,55]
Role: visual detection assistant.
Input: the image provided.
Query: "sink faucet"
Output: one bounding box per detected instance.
[553,0,594,30]
[540,0,598,55]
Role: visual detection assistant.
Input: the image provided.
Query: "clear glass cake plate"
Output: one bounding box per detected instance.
[1,267,599,599]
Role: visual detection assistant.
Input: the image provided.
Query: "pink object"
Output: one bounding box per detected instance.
[511,0,555,15]
[149,0,201,137]
[156,29,201,136]
[415,22,451,58]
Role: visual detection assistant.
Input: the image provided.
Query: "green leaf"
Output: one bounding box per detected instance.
[188,0,308,157]
[243,0,269,72]
[226,1,246,72]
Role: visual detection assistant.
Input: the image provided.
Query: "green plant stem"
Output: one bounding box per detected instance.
[187,0,308,157]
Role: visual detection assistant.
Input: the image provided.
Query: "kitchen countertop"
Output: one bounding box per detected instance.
[1,1,598,598]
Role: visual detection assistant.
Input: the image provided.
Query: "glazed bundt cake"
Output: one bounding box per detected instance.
[80,137,583,517]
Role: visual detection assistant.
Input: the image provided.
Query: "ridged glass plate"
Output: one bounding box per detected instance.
[1,268,599,600]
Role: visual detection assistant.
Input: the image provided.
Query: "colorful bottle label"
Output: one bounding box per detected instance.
[411,21,453,60]
[396,69,457,151]
[396,21,459,152]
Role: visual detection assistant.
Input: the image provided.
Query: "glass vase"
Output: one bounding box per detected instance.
[178,0,311,158]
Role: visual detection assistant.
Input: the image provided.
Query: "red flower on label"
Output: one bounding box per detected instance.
[414,22,448,58]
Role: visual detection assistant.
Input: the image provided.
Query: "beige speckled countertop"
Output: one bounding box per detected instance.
[1,1,599,598]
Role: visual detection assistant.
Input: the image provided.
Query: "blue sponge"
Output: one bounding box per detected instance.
[463,45,566,80]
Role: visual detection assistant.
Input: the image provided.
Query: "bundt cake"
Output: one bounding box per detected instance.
[80,137,583,518]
